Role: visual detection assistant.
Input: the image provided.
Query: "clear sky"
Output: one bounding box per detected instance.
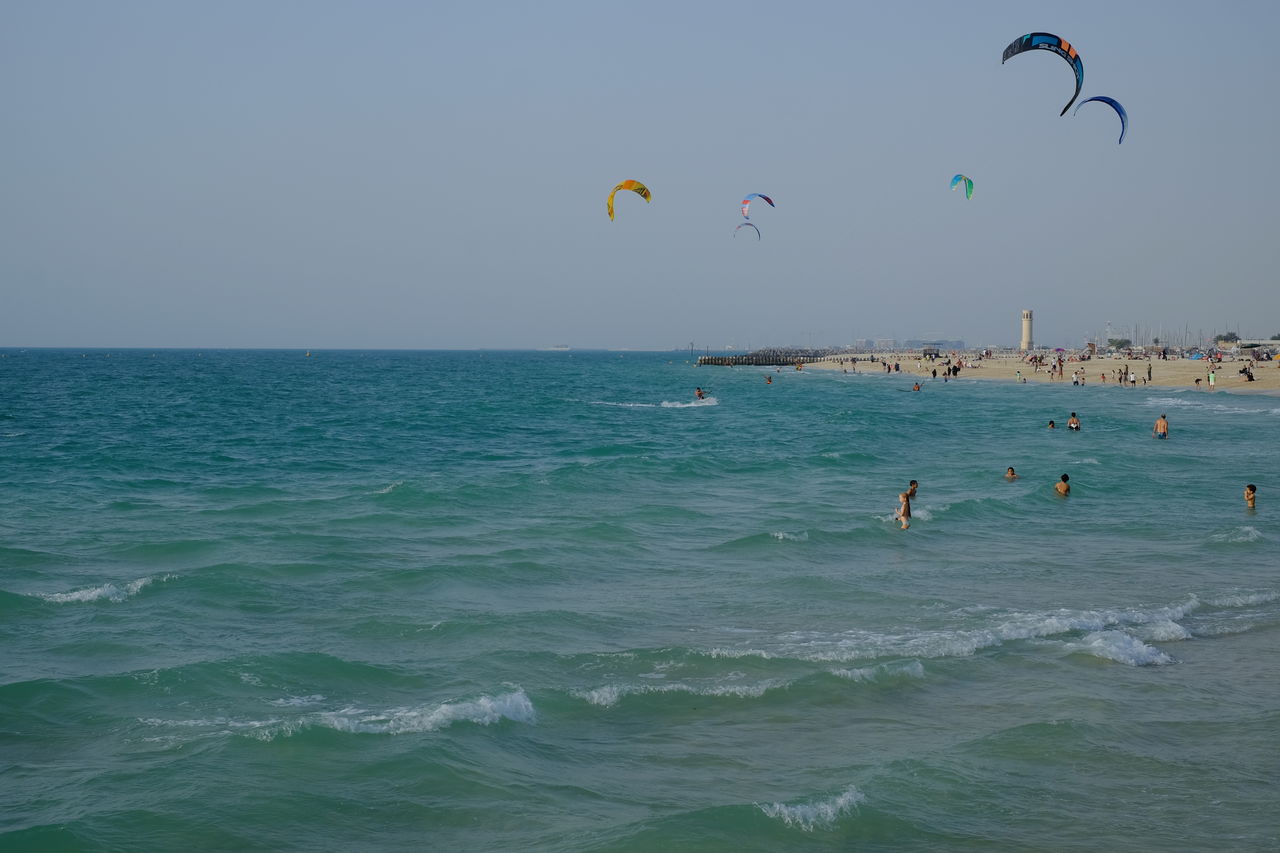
[3,1,1277,349]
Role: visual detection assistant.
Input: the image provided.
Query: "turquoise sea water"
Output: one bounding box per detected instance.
[2,349,1277,851]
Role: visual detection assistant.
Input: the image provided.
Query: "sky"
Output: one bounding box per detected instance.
[3,0,1278,350]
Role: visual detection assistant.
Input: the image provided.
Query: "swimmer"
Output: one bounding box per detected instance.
[907,480,918,499]
[1055,473,1070,496]
[912,382,921,391]
[695,387,705,399]
[1005,467,1019,480]
[1152,414,1169,439]
[1244,483,1256,509]
[1048,420,1056,429]
[766,376,772,384]
[1067,413,1081,431]
[894,491,911,529]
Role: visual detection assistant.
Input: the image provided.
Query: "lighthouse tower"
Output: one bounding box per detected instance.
[1020,310,1033,351]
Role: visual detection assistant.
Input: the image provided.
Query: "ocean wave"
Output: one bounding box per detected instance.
[1146,395,1278,415]
[707,599,1202,664]
[35,574,172,603]
[757,785,865,831]
[1129,620,1192,642]
[1064,630,1175,666]
[315,690,535,734]
[1209,526,1264,543]
[372,480,404,495]
[267,694,326,707]
[831,660,925,682]
[909,504,946,521]
[1204,590,1277,607]
[873,503,946,524]
[573,678,787,708]
[590,401,657,408]
[138,689,535,741]
[660,396,718,408]
[770,530,809,542]
[1145,396,1199,408]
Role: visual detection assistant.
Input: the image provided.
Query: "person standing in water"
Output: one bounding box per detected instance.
[1244,484,1256,509]
[1067,413,1081,431]
[1153,414,1169,439]
[1005,467,1019,480]
[1055,474,1070,496]
[894,491,911,530]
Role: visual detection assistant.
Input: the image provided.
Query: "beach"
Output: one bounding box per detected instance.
[811,352,1280,395]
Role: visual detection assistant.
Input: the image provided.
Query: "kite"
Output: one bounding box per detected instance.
[1001,32,1083,116]
[607,180,651,221]
[734,222,761,240]
[740,193,775,220]
[1074,96,1128,144]
[950,174,974,200]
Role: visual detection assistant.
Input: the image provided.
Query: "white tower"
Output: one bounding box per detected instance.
[1020,310,1033,351]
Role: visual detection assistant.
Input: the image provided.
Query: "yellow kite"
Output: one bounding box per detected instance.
[607,179,651,221]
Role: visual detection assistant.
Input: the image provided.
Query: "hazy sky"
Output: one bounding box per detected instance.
[3,1,1277,349]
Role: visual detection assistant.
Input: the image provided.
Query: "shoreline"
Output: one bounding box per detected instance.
[805,353,1280,397]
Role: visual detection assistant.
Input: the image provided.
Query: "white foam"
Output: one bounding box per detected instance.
[574,679,784,708]
[1067,630,1174,666]
[757,785,865,831]
[1205,590,1277,607]
[1209,526,1264,543]
[770,531,809,542]
[268,694,326,707]
[316,689,536,735]
[832,660,925,682]
[138,690,535,741]
[707,599,1204,664]
[1073,457,1101,465]
[708,647,776,660]
[373,480,404,494]
[1146,396,1198,408]
[1130,620,1192,642]
[1146,395,1277,415]
[660,396,719,408]
[590,401,656,408]
[909,504,948,521]
[37,574,171,603]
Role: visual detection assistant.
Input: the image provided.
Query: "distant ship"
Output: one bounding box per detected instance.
[538,345,572,351]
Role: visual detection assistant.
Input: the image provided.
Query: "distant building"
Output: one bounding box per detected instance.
[1020,310,1034,351]
[854,339,871,350]
[874,338,897,350]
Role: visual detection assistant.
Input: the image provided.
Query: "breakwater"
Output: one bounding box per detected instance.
[697,349,859,366]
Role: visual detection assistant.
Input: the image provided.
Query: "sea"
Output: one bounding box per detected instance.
[2,349,1277,852]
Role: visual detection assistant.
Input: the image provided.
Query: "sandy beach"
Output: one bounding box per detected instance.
[812,353,1280,396]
